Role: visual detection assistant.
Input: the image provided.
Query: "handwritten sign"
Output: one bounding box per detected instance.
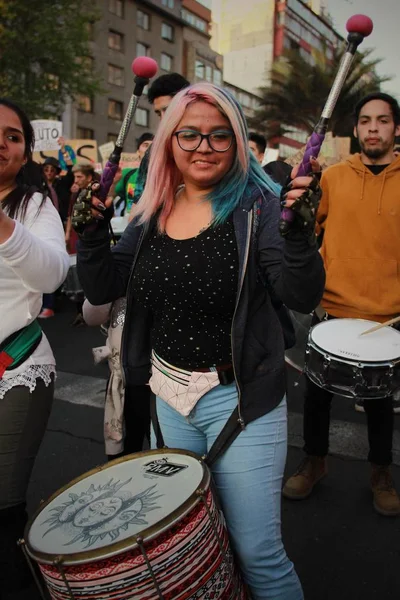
[98,141,115,163]
[31,120,63,151]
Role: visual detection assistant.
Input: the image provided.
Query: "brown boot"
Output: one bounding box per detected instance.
[371,464,400,517]
[283,455,327,500]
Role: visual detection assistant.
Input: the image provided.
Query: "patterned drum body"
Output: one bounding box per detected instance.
[25,450,245,600]
[305,319,400,399]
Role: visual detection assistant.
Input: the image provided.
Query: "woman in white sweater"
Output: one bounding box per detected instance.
[0,98,69,595]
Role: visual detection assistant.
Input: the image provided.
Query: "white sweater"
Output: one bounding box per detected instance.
[0,192,69,395]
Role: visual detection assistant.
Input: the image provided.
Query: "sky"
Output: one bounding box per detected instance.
[326,0,400,99]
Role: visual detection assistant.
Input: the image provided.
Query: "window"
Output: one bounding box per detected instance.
[77,95,93,113]
[108,64,124,86]
[195,60,204,79]
[213,69,222,85]
[162,0,174,8]
[160,52,173,72]
[205,65,212,82]
[137,10,150,30]
[136,42,150,57]
[181,9,207,32]
[77,127,94,139]
[107,133,118,143]
[108,30,124,51]
[109,0,124,17]
[108,99,123,120]
[161,22,174,41]
[135,108,149,127]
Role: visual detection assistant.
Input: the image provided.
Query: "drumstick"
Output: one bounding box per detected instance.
[359,315,400,336]
[98,56,158,201]
[280,14,374,229]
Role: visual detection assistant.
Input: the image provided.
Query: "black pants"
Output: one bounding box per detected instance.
[303,315,394,465]
[108,384,151,460]
[303,376,393,465]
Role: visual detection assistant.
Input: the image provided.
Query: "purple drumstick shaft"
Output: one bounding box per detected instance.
[281,131,325,222]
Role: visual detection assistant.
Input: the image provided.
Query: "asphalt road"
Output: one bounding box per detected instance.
[9,297,400,600]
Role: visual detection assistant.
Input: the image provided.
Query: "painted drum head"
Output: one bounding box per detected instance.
[310,319,400,363]
[27,451,206,560]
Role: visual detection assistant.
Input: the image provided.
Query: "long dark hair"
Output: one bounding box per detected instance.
[0,98,49,219]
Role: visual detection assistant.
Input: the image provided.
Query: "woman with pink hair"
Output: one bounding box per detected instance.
[76,83,325,599]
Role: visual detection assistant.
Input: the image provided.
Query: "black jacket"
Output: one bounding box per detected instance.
[77,184,325,425]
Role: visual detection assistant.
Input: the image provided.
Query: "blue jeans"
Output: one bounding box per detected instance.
[153,383,303,600]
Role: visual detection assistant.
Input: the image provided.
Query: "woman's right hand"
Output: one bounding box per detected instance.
[71,182,114,232]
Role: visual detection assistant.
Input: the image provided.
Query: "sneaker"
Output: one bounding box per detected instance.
[371,464,400,516]
[38,308,54,319]
[355,399,365,413]
[283,455,327,500]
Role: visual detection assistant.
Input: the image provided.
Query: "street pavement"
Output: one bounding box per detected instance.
[15,298,400,599]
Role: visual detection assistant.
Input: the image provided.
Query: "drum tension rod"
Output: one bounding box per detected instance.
[54,556,76,600]
[18,539,48,600]
[136,536,165,600]
[197,489,230,566]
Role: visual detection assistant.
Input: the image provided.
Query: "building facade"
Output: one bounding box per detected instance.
[211,0,342,156]
[66,0,185,151]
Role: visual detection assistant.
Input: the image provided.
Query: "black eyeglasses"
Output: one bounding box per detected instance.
[173,129,235,152]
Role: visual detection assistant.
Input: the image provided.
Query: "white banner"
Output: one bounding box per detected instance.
[32,120,63,151]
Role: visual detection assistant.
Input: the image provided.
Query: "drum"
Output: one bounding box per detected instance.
[305,319,400,399]
[22,449,245,599]
[62,255,84,303]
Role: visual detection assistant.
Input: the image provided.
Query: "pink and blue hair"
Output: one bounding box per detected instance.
[135,82,281,230]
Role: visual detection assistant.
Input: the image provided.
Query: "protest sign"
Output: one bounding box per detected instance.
[32,120,63,151]
[33,139,98,166]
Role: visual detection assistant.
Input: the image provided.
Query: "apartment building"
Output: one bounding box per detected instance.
[66,0,184,151]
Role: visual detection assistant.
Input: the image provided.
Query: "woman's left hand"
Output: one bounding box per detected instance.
[282,158,321,208]
[279,157,322,239]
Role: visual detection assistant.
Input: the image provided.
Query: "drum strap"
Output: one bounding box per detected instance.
[151,393,166,449]
[204,407,241,467]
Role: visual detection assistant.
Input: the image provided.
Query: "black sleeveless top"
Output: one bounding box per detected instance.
[132,217,238,369]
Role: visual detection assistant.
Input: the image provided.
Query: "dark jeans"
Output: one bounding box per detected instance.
[42,293,54,310]
[303,376,393,465]
[108,384,151,461]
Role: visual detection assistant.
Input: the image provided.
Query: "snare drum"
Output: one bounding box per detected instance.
[23,449,245,599]
[305,319,400,399]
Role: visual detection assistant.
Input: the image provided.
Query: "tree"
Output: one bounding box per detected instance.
[249,46,390,141]
[0,0,103,119]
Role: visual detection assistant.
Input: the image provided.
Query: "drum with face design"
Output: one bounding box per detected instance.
[23,449,245,599]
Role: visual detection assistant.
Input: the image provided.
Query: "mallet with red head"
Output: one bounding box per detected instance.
[280,14,373,230]
[98,56,158,200]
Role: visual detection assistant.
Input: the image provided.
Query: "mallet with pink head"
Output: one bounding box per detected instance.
[280,14,374,231]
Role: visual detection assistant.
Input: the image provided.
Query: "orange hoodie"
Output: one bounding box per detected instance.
[317,153,400,322]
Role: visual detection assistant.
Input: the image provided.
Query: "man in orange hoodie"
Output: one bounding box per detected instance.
[283,92,400,516]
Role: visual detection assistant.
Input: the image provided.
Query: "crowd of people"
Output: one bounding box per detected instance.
[0,71,400,599]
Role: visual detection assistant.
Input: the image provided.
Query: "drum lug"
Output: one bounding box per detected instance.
[322,355,331,374]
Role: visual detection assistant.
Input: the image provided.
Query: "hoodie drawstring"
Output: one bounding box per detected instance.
[377,170,387,215]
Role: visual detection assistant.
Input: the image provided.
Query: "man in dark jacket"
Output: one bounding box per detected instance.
[42,137,74,223]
